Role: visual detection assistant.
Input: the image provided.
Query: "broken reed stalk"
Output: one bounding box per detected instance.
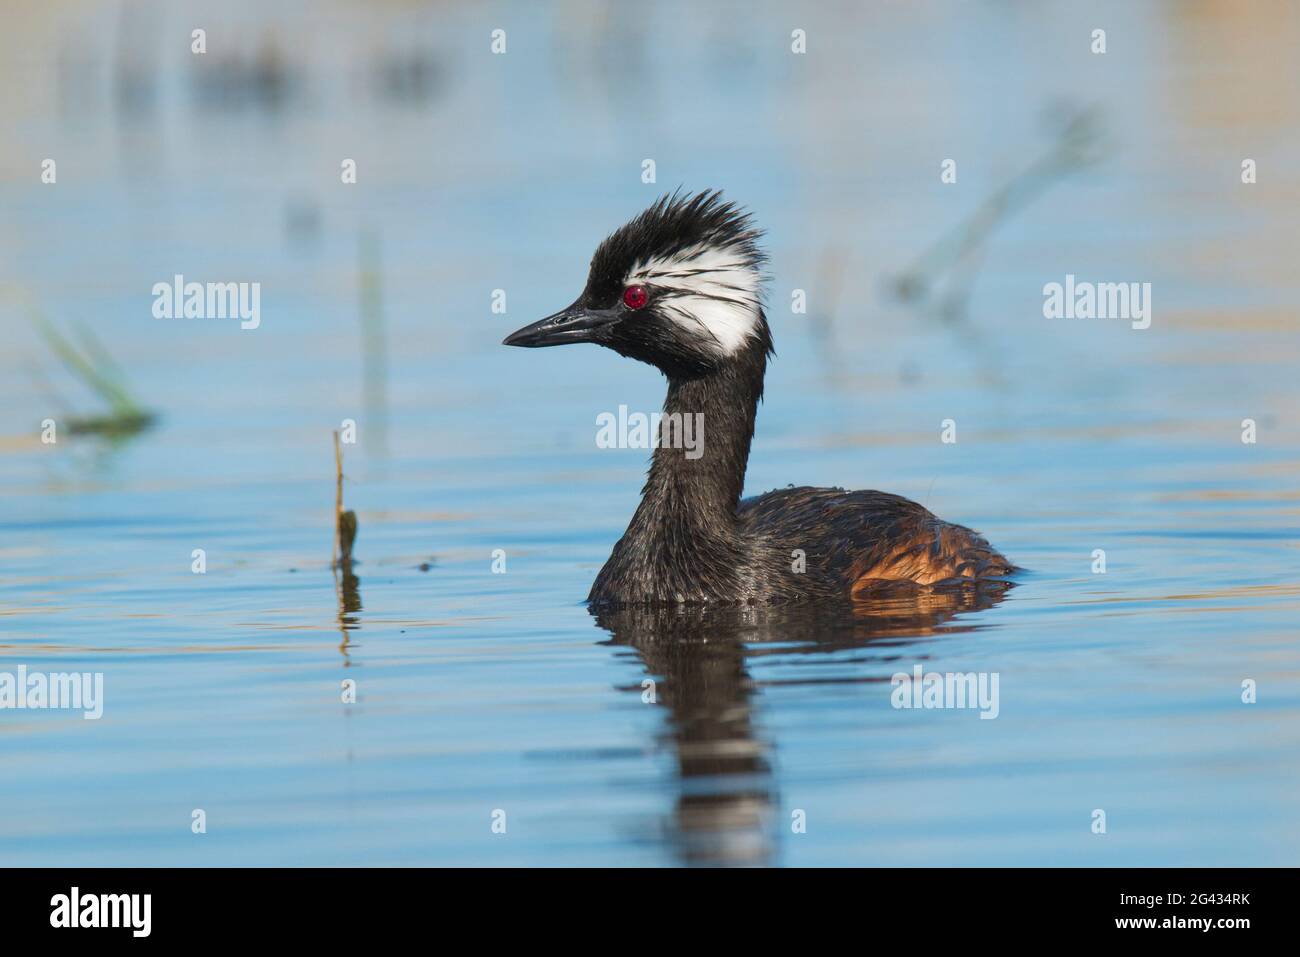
[333,430,343,565]
[332,430,358,568]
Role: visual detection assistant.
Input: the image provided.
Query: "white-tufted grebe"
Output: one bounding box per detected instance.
[504,190,1014,607]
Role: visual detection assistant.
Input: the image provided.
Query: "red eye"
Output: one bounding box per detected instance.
[622,285,648,310]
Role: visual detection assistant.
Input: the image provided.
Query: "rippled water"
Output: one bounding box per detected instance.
[2,0,1299,866]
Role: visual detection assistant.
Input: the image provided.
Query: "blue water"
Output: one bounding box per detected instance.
[2,0,1299,866]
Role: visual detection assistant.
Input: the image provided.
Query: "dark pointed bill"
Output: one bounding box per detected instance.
[502,305,617,348]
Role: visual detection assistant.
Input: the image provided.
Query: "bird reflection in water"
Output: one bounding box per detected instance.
[593,582,1010,866]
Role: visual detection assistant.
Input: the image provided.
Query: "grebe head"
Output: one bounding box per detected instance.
[503,190,771,378]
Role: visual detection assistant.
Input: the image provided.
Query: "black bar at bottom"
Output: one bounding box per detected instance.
[0,866,1277,942]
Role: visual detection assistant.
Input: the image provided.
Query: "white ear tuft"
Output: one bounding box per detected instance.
[627,243,762,355]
